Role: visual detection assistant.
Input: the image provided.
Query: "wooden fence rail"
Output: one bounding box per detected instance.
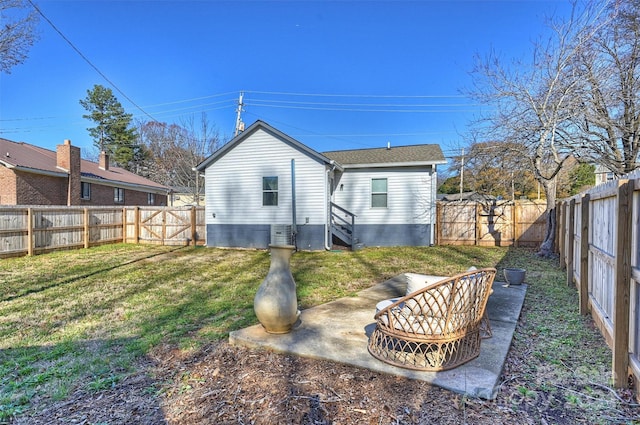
[0,206,205,258]
[3,201,544,256]
[436,200,547,247]
[557,170,640,393]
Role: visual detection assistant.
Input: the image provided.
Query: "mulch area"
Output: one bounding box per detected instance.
[12,340,639,425]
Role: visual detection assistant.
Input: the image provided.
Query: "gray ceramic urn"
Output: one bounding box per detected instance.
[254,245,299,334]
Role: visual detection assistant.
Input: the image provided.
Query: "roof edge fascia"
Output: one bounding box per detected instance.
[81,176,170,194]
[10,165,68,178]
[341,160,447,169]
[196,120,340,171]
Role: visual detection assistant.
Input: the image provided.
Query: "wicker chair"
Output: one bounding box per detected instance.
[368,268,496,371]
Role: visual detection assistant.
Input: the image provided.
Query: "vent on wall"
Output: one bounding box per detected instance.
[271,224,293,246]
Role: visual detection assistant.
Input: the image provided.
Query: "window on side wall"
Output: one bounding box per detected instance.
[114,187,124,203]
[148,193,155,205]
[263,176,278,206]
[81,182,91,200]
[371,178,388,208]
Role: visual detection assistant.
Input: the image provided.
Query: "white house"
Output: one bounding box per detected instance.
[196,121,446,250]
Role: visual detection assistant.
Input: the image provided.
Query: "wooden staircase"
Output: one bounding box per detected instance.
[330,203,359,250]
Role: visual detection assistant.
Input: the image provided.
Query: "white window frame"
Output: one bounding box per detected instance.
[262,176,278,206]
[371,178,388,208]
[147,193,155,205]
[114,187,124,203]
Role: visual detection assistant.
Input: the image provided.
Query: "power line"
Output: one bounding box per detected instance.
[241,91,480,114]
[242,110,463,151]
[140,91,238,108]
[244,102,479,114]
[143,98,236,116]
[27,0,158,122]
[245,98,479,108]
[244,90,466,99]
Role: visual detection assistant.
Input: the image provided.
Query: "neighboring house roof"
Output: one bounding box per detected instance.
[197,120,341,171]
[323,144,447,168]
[170,186,204,195]
[439,192,497,202]
[0,138,169,193]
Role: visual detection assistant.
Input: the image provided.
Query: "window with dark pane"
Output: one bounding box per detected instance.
[114,187,124,203]
[263,176,278,206]
[81,182,91,200]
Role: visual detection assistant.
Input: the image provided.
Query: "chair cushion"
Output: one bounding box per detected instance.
[379,306,452,335]
[404,273,446,295]
[375,298,401,314]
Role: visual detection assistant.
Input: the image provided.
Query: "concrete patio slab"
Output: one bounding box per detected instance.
[229,275,527,400]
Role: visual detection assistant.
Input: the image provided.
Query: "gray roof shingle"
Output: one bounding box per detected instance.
[0,138,168,191]
[323,144,446,166]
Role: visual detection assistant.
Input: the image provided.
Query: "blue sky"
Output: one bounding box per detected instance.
[0,0,571,164]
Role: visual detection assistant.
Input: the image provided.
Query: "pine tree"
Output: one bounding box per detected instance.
[80,84,144,171]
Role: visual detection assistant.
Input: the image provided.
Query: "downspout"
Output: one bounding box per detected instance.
[325,160,336,250]
[431,165,437,246]
[291,159,297,248]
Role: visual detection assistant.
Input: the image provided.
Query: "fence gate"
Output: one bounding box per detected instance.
[137,208,196,245]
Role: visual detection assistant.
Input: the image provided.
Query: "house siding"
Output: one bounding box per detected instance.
[204,223,326,250]
[0,166,18,204]
[15,171,67,205]
[332,166,436,246]
[353,224,431,247]
[0,169,167,207]
[204,128,328,249]
[81,184,167,206]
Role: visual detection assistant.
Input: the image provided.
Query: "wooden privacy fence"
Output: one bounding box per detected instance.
[436,200,547,247]
[123,207,205,245]
[0,206,205,258]
[557,170,640,391]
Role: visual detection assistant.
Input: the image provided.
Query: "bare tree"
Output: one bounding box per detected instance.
[138,113,221,204]
[452,141,537,200]
[180,112,220,165]
[0,0,39,73]
[572,0,640,176]
[468,3,603,256]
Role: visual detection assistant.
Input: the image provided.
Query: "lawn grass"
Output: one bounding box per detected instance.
[0,243,630,423]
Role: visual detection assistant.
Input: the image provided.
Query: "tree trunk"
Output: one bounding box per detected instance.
[537,177,558,258]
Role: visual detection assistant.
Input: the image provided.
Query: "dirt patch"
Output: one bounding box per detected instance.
[11,341,639,425]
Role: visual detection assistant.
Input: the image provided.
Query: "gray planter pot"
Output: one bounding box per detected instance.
[254,245,299,334]
[503,268,526,285]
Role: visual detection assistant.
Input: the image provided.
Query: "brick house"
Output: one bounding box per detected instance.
[0,138,169,206]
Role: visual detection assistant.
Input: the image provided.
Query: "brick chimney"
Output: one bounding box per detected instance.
[56,139,81,205]
[99,151,109,171]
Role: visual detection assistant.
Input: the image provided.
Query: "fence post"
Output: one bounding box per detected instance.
[162,210,167,245]
[435,202,441,245]
[475,202,481,245]
[554,203,560,255]
[134,207,140,244]
[579,194,590,315]
[613,179,632,388]
[558,201,566,269]
[566,199,575,286]
[191,206,197,246]
[512,201,519,247]
[27,207,33,256]
[84,208,90,249]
